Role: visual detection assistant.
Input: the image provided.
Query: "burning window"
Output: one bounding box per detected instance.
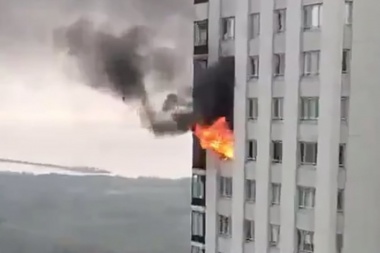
[298,187,316,209]
[341,97,349,121]
[244,219,255,241]
[249,13,260,39]
[194,20,208,46]
[298,230,314,252]
[250,56,259,78]
[303,51,320,76]
[247,98,258,120]
[192,174,205,199]
[342,49,350,73]
[272,98,283,120]
[339,144,346,167]
[274,9,286,33]
[221,17,235,40]
[191,211,205,237]
[299,142,318,165]
[273,53,285,76]
[219,176,232,198]
[337,189,344,212]
[270,225,280,246]
[247,140,257,161]
[303,4,322,30]
[245,179,256,202]
[272,141,283,163]
[300,97,319,120]
[271,183,281,205]
[218,215,231,236]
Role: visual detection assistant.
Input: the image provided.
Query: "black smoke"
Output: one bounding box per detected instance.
[55,19,235,136]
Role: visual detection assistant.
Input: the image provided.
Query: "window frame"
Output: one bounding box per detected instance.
[219,176,232,198]
[218,214,231,237]
[298,187,316,209]
[247,98,258,120]
[303,51,320,76]
[342,49,351,73]
[272,97,284,120]
[299,142,318,165]
[273,53,285,77]
[221,17,235,41]
[249,56,260,78]
[272,141,283,163]
[247,139,257,161]
[244,219,255,241]
[337,189,344,213]
[191,211,205,237]
[270,224,280,246]
[298,230,314,252]
[249,13,260,39]
[271,183,281,205]
[300,97,319,121]
[194,20,208,46]
[274,9,286,33]
[303,4,323,30]
[246,179,256,202]
[192,174,205,199]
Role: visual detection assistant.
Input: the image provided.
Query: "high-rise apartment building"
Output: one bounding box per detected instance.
[191,1,380,253]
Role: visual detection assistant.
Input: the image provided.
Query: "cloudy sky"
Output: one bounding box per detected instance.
[0,0,193,178]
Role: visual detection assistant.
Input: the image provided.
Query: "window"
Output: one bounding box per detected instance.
[299,142,318,165]
[339,144,345,167]
[337,234,343,253]
[274,9,286,33]
[298,230,314,252]
[191,246,204,253]
[272,141,283,163]
[219,176,232,198]
[300,97,319,120]
[221,17,235,40]
[303,51,320,76]
[248,98,258,120]
[196,59,208,69]
[245,219,255,241]
[192,174,205,199]
[246,179,256,202]
[337,190,344,212]
[247,140,257,160]
[250,56,259,77]
[303,4,322,30]
[271,183,281,205]
[342,49,350,73]
[298,187,316,209]
[270,225,280,246]
[273,54,285,76]
[192,211,205,236]
[341,97,348,121]
[218,215,231,236]
[249,13,260,39]
[345,1,353,25]
[194,20,208,46]
[272,98,284,120]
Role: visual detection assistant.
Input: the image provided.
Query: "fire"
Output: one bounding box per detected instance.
[194,117,234,160]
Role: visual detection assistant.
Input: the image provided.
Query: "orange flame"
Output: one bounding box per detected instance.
[194,117,234,160]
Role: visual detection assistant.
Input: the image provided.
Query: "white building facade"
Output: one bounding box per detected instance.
[191,1,380,253]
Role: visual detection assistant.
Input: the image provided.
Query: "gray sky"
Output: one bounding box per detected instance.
[0,0,193,178]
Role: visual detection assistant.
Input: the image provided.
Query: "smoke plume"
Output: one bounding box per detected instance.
[55,18,234,136]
